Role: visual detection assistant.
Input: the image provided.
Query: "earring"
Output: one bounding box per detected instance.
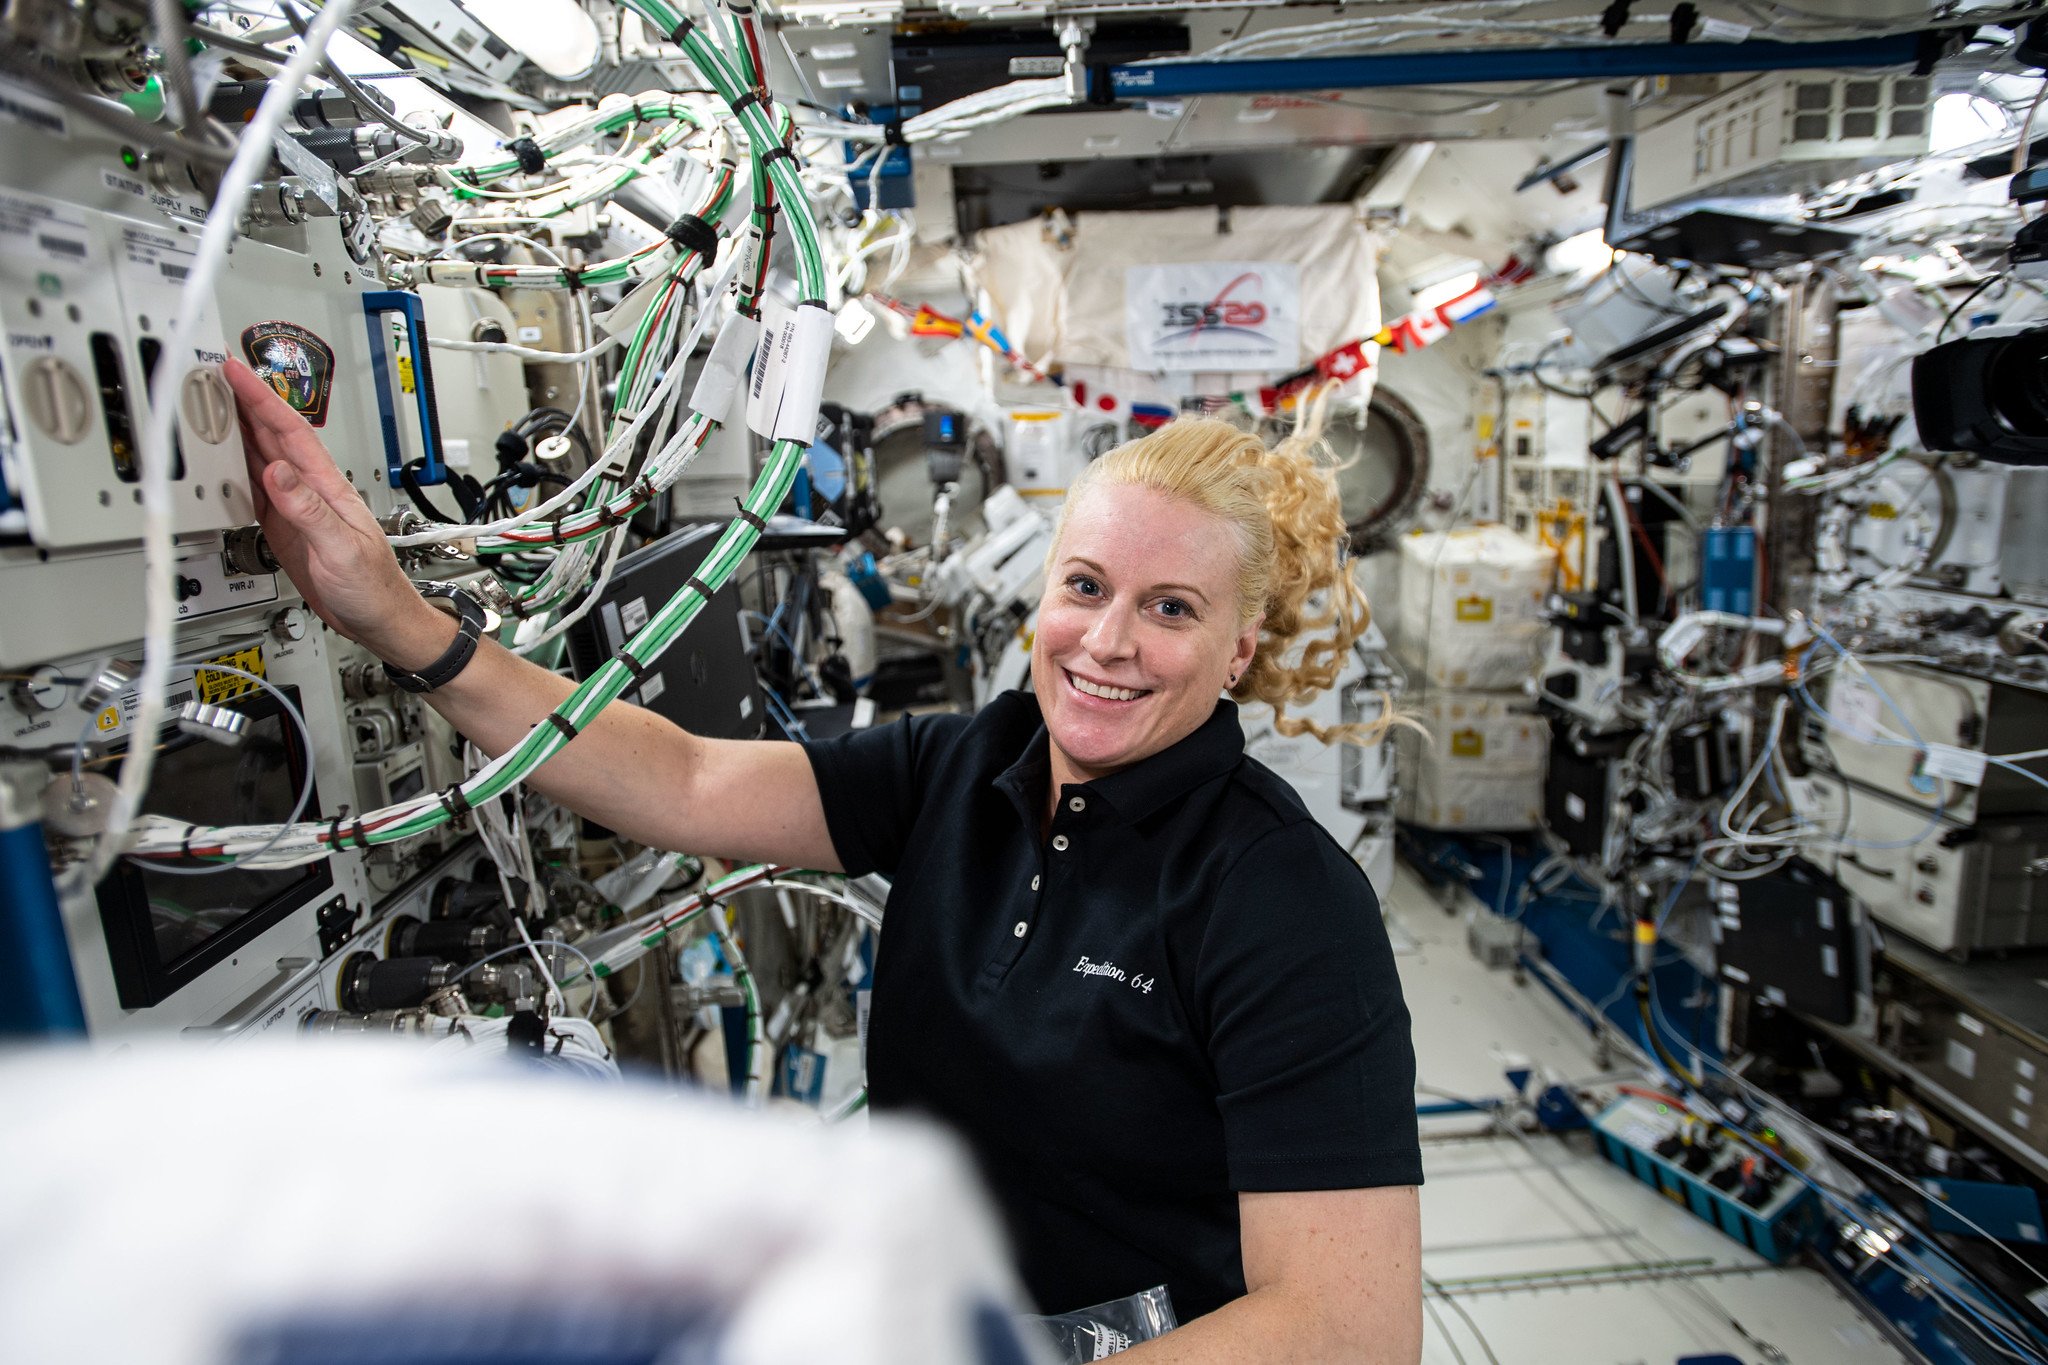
[1227,672,1238,687]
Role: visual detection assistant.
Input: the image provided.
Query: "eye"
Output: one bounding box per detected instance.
[1067,574,1103,598]
[1153,597,1195,621]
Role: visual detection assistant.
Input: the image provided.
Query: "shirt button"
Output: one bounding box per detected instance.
[1052,834,1070,851]
[1013,921,1028,938]
[1031,874,1041,891]
[1068,796,1086,813]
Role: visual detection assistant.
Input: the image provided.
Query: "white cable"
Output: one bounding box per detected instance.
[428,332,621,363]
[82,0,357,887]
[131,661,315,877]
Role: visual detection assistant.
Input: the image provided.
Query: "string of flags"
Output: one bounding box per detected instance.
[870,293,1050,382]
[1254,277,1500,411]
[870,267,1509,422]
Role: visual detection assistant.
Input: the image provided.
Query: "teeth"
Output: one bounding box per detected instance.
[1069,672,1146,702]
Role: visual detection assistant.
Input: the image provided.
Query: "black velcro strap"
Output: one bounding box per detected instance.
[506,136,546,175]
[882,120,905,148]
[729,89,768,118]
[685,575,716,600]
[731,499,766,533]
[543,712,581,744]
[1669,1,1698,42]
[327,809,349,847]
[669,16,695,42]
[618,653,658,687]
[664,213,720,265]
[344,818,370,850]
[181,826,200,860]
[797,297,827,312]
[560,267,584,292]
[438,785,473,818]
[726,1,755,13]
[759,145,797,170]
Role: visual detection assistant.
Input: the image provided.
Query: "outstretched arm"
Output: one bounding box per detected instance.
[226,359,843,871]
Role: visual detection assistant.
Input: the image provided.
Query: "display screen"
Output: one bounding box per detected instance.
[97,685,332,1009]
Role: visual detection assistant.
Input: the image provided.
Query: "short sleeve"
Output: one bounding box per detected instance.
[801,713,969,878]
[1196,822,1422,1192]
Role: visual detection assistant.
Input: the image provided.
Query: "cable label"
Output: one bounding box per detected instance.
[770,302,833,443]
[688,308,759,425]
[745,294,798,438]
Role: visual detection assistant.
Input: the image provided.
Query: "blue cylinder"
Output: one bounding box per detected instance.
[0,815,88,1035]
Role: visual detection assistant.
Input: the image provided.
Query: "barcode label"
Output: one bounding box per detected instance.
[36,234,85,258]
[158,261,187,280]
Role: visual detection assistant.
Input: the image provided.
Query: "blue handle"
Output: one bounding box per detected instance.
[361,290,447,486]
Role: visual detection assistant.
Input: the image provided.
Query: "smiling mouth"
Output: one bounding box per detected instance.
[1066,670,1152,703]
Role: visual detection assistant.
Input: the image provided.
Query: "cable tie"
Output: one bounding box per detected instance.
[669,16,695,42]
[548,514,571,545]
[350,818,371,850]
[759,145,797,170]
[505,136,547,176]
[685,574,716,600]
[882,120,906,148]
[543,712,581,744]
[797,297,827,312]
[726,1,755,13]
[664,212,720,266]
[326,808,351,847]
[631,475,659,504]
[729,89,768,118]
[438,785,473,818]
[596,504,628,528]
[618,653,658,687]
[731,499,767,533]
[181,826,200,860]
[560,267,584,292]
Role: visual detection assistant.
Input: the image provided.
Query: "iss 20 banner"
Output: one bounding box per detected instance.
[1124,261,1301,373]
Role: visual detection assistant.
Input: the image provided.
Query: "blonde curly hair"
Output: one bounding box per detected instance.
[1051,403,1375,743]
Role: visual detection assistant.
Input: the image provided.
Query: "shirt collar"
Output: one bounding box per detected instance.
[991,692,1245,828]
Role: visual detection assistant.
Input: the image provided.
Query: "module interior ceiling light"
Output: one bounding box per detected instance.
[462,0,600,80]
[782,0,904,24]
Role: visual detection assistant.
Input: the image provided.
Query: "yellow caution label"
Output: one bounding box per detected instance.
[1634,921,1658,945]
[396,355,416,394]
[196,645,265,704]
[1476,414,1495,441]
[1449,728,1485,758]
[1454,594,1495,623]
[1866,502,1897,521]
[96,705,119,732]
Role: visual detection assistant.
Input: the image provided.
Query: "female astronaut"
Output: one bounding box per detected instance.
[228,359,1423,1362]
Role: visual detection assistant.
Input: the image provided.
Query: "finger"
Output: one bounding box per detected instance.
[224,359,359,507]
[237,412,273,522]
[263,457,351,547]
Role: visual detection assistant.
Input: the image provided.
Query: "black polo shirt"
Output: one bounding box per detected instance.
[802,690,1421,1321]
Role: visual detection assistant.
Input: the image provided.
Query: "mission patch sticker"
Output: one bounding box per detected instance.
[241,320,336,426]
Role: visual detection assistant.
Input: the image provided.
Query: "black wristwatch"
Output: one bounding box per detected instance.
[383,583,487,694]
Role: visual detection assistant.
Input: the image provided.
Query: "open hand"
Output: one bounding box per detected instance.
[226,359,437,658]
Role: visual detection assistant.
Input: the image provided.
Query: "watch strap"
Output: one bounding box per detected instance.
[383,584,486,694]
